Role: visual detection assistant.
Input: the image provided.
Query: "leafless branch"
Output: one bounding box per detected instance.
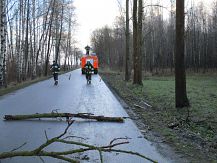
[0,122,157,163]
[10,142,27,152]
[109,137,131,145]
[39,156,45,163]
[44,130,49,141]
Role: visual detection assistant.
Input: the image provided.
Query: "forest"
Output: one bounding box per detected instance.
[0,0,81,87]
[91,1,217,73]
[1,0,217,87]
[0,0,217,162]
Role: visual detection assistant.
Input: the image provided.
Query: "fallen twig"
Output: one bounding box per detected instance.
[142,101,152,108]
[134,104,146,109]
[109,137,131,146]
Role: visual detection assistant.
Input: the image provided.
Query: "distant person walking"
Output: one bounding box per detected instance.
[50,60,60,85]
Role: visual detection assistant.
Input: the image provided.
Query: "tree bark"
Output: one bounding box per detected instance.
[133,0,143,85]
[0,0,7,87]
[175,0,189,108]
[23,0,30,80]
[137,0,143,84]
[0,0,3,86]
[125,0,130,81]
[133,0,138,84]
[31,0,37,79]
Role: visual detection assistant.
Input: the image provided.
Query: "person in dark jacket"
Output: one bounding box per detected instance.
[84,61,94,84]
[50,60,60,85]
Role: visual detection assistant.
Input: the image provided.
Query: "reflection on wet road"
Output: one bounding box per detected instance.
[0,69,171,163]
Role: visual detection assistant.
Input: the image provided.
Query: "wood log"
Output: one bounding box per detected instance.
[4,113,124,123]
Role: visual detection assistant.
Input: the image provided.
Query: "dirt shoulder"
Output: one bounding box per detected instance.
[100,71,217,163]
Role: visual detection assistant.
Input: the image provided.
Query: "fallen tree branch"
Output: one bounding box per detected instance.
[0,121,157,163]
[0,140,156,163]
[4,112,124,123]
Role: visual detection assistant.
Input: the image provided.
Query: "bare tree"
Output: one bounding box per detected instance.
[0,0,79,86]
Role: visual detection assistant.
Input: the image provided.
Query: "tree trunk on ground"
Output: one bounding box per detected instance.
[4,113,125,123]
[175,0,189,108]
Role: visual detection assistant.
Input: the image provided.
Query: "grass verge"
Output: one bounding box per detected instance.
[100,70,217,162]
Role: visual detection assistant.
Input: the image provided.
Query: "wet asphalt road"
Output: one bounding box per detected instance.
[0,69,172,163]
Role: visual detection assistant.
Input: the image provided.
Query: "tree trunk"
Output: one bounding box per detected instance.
[0,0,3,86]
[137,0,143,84]
[125,0,130,81]
[175,0,189,108]
[23,0,30,80]
[0,0,7,87]
[44,22,53,76]
[133,0,138,84]
[133,0,142,85]
[31,0,37,79]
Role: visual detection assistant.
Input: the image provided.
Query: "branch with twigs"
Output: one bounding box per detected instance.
[4,112,126,123]
[0,121,157,163]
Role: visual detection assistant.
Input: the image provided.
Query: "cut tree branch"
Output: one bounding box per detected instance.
[4,112,125,123]
[0,121,157,163]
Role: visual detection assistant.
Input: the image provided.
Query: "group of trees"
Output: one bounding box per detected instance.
[90,0,217,107]
[91,0,217,73]
[0,0,80,88]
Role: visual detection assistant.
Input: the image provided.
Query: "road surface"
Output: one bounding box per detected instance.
[0,69,175,163]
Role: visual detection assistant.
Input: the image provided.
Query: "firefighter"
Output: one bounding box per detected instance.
[50,60,60,85]
[84,61,94,84]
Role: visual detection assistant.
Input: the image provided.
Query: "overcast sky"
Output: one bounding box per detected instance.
[74,0,120,51]
[73,0,214,52]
